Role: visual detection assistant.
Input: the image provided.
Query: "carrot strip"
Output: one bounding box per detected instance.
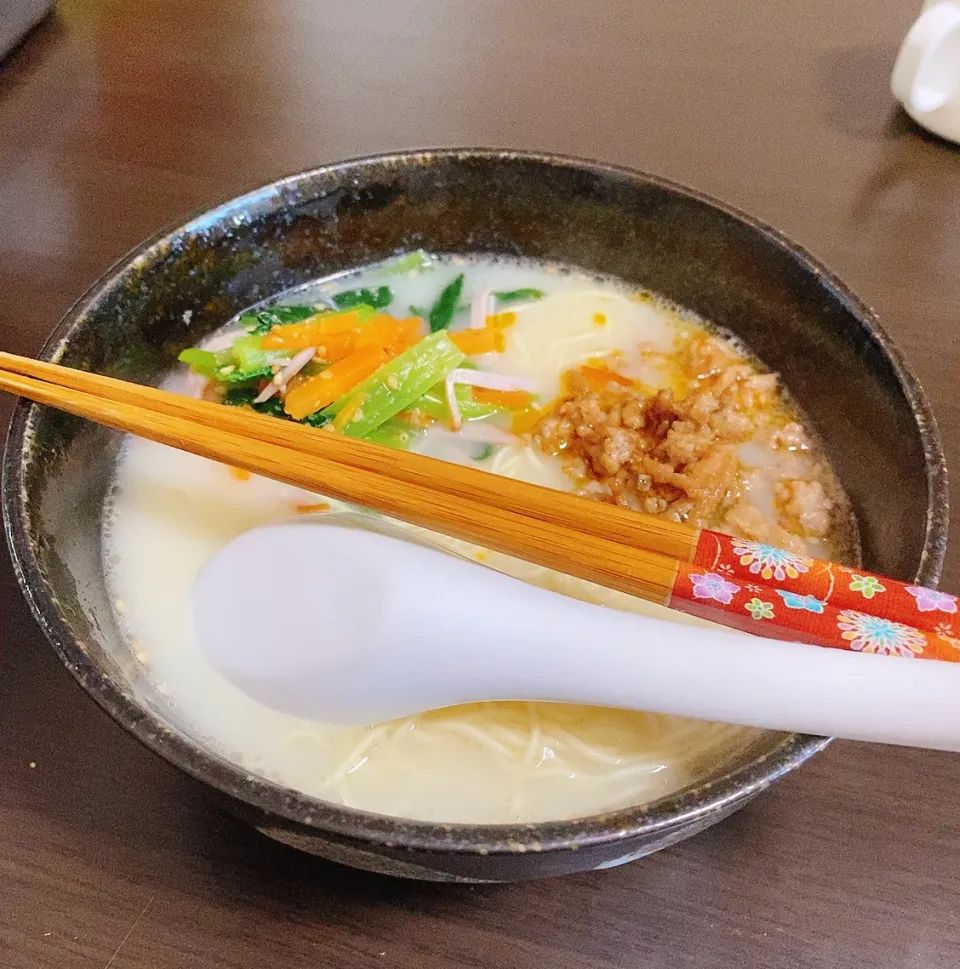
[579,365,639,391]
[470,388,535,410]
[485,311,517,330]
[512,404,550,435]
[314,316,424,362]
[295,502,331,514]
[449,328,506,355]
[262,309,371,350]
[354,316,423,351]
[283,347,388,419]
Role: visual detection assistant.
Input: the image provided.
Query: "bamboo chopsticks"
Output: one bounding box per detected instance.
[2,351,957,663]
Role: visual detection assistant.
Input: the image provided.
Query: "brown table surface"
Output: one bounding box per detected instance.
[2,1,960,966]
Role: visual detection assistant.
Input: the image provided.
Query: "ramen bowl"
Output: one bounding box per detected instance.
[2,150,947,881]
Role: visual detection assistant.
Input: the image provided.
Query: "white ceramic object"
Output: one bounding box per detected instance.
[0,0,52,61]
[193,516,960,752]
[892,0,960,143]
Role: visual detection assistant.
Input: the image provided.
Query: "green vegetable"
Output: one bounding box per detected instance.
[428,274,465,332]
[301,410,332,428]
[240,305,318,335]
[364,420,417,450]
[230,334,291,372]
[333,287,392,310]
[413,384,501,422]
[218,365,273,385]
[180,331,298,388]
[381,251,432,276]
[411,302,468,319]
[494,288,545,302]
[474,444,495,461]
[178,346,274,386]
[222,386,289,418]
[326,331,465,437]
[178,348,228,379]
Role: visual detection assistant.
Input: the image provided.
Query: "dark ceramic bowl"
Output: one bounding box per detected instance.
[3,150,948,881]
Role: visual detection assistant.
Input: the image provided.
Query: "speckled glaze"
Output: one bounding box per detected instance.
[2,150,948,881]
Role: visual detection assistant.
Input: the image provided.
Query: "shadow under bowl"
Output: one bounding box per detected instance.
[2,149,948,881]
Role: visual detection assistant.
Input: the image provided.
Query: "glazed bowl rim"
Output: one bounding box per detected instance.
[2,148,948,856]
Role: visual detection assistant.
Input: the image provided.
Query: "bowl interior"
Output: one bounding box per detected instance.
[3,150,947,852]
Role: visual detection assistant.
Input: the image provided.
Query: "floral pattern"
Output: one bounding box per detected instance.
[776,591,826,614]
[837,610,926,658]
[731,539,812,582]
[906,587,958,614]
[675,532,952,662]
[848,575,886,599]
[689,572,740,605]
[745,597,775,620]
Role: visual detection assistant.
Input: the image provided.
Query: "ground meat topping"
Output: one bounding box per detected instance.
[533,336,836,546]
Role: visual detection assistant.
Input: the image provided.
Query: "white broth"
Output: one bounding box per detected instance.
[103,254,853,824]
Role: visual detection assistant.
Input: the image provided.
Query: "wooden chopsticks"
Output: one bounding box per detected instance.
[2,351,957,662]
[0,353,679,602]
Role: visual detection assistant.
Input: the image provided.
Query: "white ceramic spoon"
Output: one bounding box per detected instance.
[193,515,960,751]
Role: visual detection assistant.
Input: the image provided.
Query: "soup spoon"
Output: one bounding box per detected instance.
[193,514,960,751]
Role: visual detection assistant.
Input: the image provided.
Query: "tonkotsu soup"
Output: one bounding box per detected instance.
[103,253,857,824]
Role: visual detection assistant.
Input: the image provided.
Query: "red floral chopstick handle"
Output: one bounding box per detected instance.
[667,531,960,662]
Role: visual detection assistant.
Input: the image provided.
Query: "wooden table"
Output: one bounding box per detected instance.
[2,2,959,966]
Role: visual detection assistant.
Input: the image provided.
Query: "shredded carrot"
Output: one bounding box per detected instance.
[471,387,534,410]
[355,316,423,351]
[449,328,506,355]
[262,309,371,350]
[579,365,638,391]
[283,347,387,420]
[311,315,424,362]
[295,502,331,515]
[485,311,517,329]
[511,405,549,435]
[228,466,251,481]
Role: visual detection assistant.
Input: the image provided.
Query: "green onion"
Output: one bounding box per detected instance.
[428,274,465,332]
[333,287,392,310]
[240,305,318,335]
[381,251,432,276]
[474,444,495,461]
[326,331,465,437]
[493,288,545,302]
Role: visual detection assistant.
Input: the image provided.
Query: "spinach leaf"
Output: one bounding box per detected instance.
[494,288,544,302]
[427,274,465,332]
[333,286,392,310]
[240,305,317,335]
